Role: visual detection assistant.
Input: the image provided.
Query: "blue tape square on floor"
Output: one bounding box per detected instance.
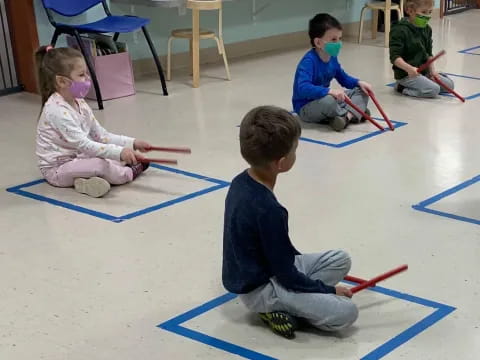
[458,45,480,56]
[299,118,407,148]
[6,164,230,223]
[157,283,455,360]
[412,174,480,226]
[386,72,480,101]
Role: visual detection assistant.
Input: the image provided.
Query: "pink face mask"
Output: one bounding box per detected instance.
[69,79,92,99]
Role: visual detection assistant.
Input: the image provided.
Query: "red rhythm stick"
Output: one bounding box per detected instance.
[351,264,408,294]
[417,50,446,73]
[147,146,191,154]
[344,97,385,131]
[433,75,466,103]
[367,90,394,131]
[139,158,178,165]
[345,275,368,284]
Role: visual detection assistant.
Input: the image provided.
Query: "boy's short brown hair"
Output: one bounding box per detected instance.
[405,0,434,10]
[239,106,301,167]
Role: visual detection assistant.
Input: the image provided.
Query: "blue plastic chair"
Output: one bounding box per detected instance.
[41,0,168,110]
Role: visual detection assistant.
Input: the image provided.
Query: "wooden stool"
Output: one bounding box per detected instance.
[167,0,231,87]
[358,0,404,48]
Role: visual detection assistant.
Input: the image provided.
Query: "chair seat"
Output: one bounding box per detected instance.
[171,28,216,39]
[365,1,401,10]
[58,15,150,33]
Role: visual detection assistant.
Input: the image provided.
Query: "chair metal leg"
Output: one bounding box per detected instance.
[167,36,174,81]
[214,36,231,81]
[51,29,61,46]
[72,30,103,110]
[142,26,168,96]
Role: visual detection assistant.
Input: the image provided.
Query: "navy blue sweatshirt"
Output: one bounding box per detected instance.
[222,171,336,295]
[292,48,359,114]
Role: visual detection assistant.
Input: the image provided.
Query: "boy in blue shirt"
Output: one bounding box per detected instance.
[293,14,373,131]
[222,106,358,339]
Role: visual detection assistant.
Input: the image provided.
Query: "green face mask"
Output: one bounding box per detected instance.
[324,41,343,57]
[414,14,431,28]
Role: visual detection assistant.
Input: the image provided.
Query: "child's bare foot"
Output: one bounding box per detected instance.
[74,177,110,198]
[259,311,298,339]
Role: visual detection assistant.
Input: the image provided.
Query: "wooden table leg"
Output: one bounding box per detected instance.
[384,6,391,48]
[372,9,379,40]
[192,8,200,88]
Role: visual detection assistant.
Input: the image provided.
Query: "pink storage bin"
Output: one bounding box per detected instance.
[87,51,136,101]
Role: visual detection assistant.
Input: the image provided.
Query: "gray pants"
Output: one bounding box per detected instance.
[239,250,358,332]
[397,73,455,98]
[299,87,369,123]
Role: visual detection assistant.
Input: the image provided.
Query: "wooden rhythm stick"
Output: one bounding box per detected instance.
[138,158,178,165]
[417,50,446,73]
[344,97,385,131]
[351,264,408,294]
[367,90,394,131]
[432,75,466,103]
[147,146,191,154]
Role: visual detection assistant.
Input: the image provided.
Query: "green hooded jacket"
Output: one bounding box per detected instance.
[389,18,433,80]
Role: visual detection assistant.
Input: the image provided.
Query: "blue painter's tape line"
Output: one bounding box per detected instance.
[150,164,230,186]
[458,45,480,55]
[10,188,119,222]
[341,280,454,309]
[299,119,407,148]
[412,205,480,226]
[6,167,230,223]
[299,136,338,148]
[159,292,237,329]
[158,284,455,360]
[6,178,47,191]
[165,325,277,360]
[120,183,229,221]
[443,72,480,81]
[414,174,480,208]
[465,93,480,101]
[361,306,455,360]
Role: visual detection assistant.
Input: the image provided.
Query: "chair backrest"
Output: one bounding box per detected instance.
[41,0,104,17]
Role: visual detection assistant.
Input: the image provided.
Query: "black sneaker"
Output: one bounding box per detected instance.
[329,116,347,132]
[129,162,150,180]
[350,108,370,124]
[259,312,298,339]
[396,84,405,94]
[361,108,371,123]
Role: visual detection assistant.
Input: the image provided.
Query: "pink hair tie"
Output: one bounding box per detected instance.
[46,45,54,52]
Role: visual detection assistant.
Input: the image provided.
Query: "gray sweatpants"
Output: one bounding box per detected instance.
[299,87,369,123]
[239,250,358,332]
[397,73,455,98]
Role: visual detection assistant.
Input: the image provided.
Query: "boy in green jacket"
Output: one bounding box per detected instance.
[389,0,454,98]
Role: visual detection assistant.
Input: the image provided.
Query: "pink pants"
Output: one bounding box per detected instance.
[42,158,133,187]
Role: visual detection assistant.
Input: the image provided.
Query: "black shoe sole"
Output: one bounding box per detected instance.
[259,312,297,339]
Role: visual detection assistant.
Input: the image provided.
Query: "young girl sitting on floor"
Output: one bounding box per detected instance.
[35,46,150,198]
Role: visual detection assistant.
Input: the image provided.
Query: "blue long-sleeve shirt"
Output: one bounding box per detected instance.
[292,48,359,114]
[222,170,336,295]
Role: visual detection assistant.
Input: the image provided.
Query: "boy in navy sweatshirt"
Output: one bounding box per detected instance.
[222,106,358,339]
[293,13,373,131]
